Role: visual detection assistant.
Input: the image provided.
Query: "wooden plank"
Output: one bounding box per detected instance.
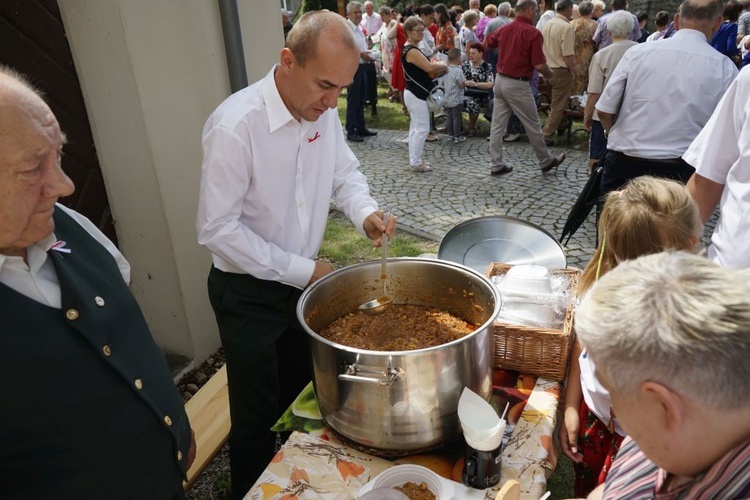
[184,364,231,489]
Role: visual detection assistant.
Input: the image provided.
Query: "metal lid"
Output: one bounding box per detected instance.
[438,216,567,272]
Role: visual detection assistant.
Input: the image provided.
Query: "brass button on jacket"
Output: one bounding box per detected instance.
[164,415,173,426]
[94,296,105,307]
[134,379,143,390]
[102,345,112,357]
[65,309,79,320]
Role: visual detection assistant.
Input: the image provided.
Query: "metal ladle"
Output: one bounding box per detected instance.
[359,209,393,315]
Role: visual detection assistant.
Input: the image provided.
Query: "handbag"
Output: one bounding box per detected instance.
[426,88,446,112]
[403,46,444,112]
[464,88,491,98]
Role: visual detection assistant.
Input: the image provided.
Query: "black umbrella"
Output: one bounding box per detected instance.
[559,163,604,245]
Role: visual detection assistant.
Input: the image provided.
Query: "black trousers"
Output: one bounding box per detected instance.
[346,64,367,135]
[363,61,378,113]
[207,267,312,499]
[597,150,695,214]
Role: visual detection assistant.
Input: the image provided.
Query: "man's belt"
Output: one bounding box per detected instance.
[612,151,687,166]
[499,73,531,81]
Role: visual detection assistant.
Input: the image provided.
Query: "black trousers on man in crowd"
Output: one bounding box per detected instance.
[596,150,695,217]
[207,267,312,500]
[346,63,368,137]
[363,61,378,115]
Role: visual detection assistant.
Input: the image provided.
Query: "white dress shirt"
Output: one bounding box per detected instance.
[596,29,738,159]
[196,66,378,289]
[683,67,750,269]
[579,349,625,436]
[348,19,369,63]
[0,203,130,308]
[535,10,555,31]
[360,11,382,37]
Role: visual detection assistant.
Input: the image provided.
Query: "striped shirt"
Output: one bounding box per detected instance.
[604,437,750,499]
[441,65,466,108]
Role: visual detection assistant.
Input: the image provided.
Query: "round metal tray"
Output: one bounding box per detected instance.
[437,216,567,272]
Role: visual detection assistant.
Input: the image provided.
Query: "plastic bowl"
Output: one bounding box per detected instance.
[370,464,454,500]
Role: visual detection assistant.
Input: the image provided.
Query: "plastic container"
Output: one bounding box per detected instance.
[370,465,454,500]
[499,265,553,294]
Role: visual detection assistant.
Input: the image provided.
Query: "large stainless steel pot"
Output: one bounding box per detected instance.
[297,258,501,451]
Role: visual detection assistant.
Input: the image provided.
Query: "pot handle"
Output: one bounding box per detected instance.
[338,364,405,385]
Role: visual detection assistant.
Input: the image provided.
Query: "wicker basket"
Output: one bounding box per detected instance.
[485,263,581,381]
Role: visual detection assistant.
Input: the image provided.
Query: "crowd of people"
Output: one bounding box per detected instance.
[350,0,750,179]
[345,1,750,498]
[4,2,750,499]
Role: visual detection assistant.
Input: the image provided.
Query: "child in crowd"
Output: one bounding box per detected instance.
[560,176,702,497]
[441,48,466,142]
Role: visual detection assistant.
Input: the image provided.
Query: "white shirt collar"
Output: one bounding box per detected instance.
[261,65,296,134]
[672,28,709,43]
[0,232,57,275]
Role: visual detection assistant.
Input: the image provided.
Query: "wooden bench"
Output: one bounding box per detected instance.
[183,364,231,490]
[562,96,589,146]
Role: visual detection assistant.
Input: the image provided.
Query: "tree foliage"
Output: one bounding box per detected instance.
[301,0,340,12]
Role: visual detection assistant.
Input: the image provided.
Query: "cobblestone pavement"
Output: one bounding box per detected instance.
[344,128,597,269]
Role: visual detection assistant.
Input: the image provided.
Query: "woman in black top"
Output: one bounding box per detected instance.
[402,16,448,172]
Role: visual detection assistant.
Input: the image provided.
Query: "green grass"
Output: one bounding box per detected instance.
[319,210,438,268]
[337,83,410,131]
[548,454,575,499]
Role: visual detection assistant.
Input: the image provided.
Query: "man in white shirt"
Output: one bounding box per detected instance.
[360,0,382,37]
[0,66,195,498]
[359,1,382,118]
[684,67,750,269]
[196,11,394,499]
[594,0,737,205]
[345,1,378,142]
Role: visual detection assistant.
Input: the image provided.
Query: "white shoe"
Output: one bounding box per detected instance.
[410,162,433,172]
[504,133,521,142]
[456,136,467,142]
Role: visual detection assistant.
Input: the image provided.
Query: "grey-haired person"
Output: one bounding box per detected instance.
[576,251,750,499]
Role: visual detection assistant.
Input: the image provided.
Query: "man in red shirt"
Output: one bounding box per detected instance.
[485,0,566,175]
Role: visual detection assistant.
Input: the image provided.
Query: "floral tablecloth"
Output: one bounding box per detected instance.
[246,370,560,500]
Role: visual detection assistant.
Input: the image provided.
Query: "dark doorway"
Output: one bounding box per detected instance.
[0,0,118,244]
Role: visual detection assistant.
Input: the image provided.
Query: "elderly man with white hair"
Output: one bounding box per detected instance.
[582,10,637,172]
[575,251,750,499]
[360,0,382,36]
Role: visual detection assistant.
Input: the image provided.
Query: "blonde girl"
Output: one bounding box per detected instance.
[561,176,702,496]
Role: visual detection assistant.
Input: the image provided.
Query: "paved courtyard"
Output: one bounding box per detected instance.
[345,129,597,269]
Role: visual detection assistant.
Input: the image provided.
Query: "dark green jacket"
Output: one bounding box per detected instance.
[0,208,191,499]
